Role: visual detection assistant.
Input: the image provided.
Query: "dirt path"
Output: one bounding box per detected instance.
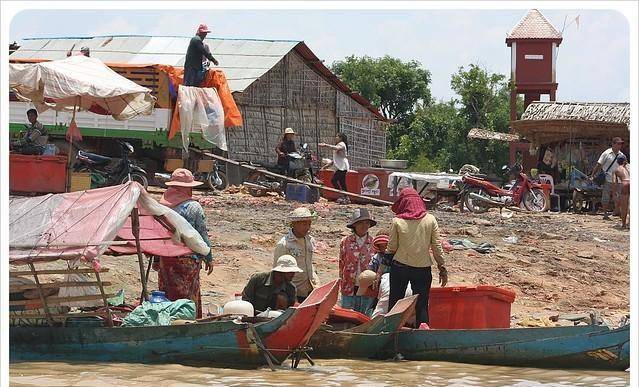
[15,188,629,327]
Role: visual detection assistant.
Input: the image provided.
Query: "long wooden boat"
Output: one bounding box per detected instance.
[389,323,630,371]
[308,293,629,371]
[10,280,339,367]
[309,295,418,359]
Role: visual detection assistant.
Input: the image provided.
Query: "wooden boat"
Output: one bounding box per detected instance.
[10,280,339,367]
[308,295,418,359]
[389,323,630,371]
[9,184,339,368]
[309,292,629,370]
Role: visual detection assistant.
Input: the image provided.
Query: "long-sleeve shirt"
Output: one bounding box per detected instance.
[273,230,318,297]
[174,200,213,263]
[242,271,296,313]
[387,214,445,268]
[23,121,47,146]
[185,35,216,71]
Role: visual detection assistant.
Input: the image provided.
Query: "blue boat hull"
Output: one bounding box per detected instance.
[390,324,630,370]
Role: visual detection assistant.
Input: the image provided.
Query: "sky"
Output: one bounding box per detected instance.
[9,7,631,104]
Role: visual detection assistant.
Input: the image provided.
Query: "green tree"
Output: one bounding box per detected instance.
[331,55,432,149]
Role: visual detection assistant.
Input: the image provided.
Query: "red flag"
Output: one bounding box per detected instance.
[66,118,83,143]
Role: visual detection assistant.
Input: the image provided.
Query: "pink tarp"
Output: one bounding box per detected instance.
[9,182,209,268]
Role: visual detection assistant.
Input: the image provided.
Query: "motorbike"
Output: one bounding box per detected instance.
[73,141,149,189]
[458,163,548,213]
[154,160,228,191]
[244,143,321,197]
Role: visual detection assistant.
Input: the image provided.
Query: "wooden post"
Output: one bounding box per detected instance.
[28,262,55,326]
[95,271,114,327]
[131,207,148,303]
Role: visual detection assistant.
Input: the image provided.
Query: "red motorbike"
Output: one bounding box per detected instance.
[458,164,548,213]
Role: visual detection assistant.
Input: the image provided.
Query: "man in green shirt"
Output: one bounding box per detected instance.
[242,255,302,313]
[184,23,219,87]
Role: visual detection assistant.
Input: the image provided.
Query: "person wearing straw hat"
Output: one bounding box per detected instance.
[273,207,319,302]
[338,208,377,314]
[184,23,219,87]
[242,255,303,313]
[275,127,297,176]
[153,168,214,318]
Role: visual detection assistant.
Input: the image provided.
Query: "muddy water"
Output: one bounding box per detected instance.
[10,360,629,386]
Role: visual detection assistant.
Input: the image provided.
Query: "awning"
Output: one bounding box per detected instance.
[9,55,155,120]
[467,128,521,142]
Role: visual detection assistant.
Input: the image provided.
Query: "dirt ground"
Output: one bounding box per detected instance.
[15,187,630,327]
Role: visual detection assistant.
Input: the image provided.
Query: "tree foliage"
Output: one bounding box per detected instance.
[332,57,522,174]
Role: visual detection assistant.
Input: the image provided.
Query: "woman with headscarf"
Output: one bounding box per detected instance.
[153,168,214,318]
[386,188,447,327]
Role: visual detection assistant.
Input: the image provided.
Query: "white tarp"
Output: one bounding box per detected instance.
[9,56,155,120]
[177,85,227,152]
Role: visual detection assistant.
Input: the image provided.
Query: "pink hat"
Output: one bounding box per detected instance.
[165,168,203,187]
[197,24,212,34]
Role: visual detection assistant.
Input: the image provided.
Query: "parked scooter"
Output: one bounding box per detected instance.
[458,163,548,213]
[154,160,228,191]
[244,143,320,197]
[73,141,149,189]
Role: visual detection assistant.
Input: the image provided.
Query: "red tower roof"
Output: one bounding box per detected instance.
[506,9,562,45]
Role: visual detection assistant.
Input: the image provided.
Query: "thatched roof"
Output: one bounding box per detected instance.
[467,128,520,142]
[512,101,630,146]
[520,102,630,126]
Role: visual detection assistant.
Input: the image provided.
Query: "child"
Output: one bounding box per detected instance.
[339,208,377,314]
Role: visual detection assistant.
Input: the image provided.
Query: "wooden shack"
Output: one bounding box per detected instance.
[10,36,389,180]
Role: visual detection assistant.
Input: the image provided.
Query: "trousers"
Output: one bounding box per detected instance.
[388,263,432,326]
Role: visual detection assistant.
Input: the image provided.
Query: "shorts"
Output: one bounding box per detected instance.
[621,180,630,196]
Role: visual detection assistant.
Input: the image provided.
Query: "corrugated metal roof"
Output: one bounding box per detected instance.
[10,36,299,93]
[506,9,562,42]
[10,35,387,121]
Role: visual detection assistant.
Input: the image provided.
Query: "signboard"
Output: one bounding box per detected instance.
[524,54,544,60]
[361,174,380,196]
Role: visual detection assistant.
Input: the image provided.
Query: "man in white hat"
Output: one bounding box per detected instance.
[273,207,319,302]
[242,255,303,313]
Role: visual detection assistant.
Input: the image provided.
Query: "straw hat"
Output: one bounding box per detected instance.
[165,168,203,187]
[273,255,304,273]
[347,208,377,229]
[284,127,295,135]
[288,207,314,222]
[356,270,377,296]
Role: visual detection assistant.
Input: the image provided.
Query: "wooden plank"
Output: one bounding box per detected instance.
[9,311,112,319]
[95,271,114,327]
[10,281,112,291]
[196,149,394,206]
[10,268,110,277]
[9,293,116,307]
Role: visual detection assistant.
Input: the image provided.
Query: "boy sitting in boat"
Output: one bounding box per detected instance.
[242,255,302,314]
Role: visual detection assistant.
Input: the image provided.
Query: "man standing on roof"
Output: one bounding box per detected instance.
[184,23,219,87]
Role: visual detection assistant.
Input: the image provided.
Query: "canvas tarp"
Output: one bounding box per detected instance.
[9,55,155,120]
[9,182,210,268]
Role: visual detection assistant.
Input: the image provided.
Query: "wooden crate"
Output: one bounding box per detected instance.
[164,159,183,172]
[69,172,92,192]
[197,160,215,173]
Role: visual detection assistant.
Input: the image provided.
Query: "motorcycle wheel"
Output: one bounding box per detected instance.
[206,171,229,191]
[121,172,148,190]
[463,187,489,214]
[523,188,548,212]
[246,171,268,197]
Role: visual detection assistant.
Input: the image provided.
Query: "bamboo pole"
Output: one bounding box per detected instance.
[131,207,148,303]
[28,262,55,326]
[95,271,114,327]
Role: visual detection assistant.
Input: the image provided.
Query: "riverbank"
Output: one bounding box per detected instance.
[12,187,629,326]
